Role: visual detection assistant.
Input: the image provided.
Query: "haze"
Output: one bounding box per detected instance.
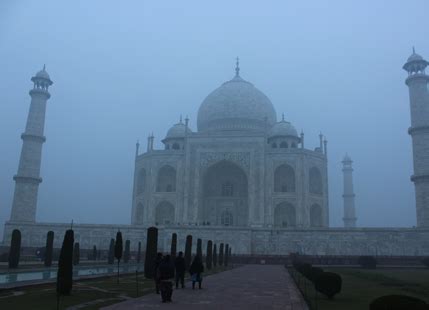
[1,0,428,238]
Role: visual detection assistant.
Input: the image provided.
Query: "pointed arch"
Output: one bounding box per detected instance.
[156,165,176,192]
[274,202,296,227]
[279,141,288,148]
[135,202,144,224]
[310,204,323,227]
[274,164,295,192]
[136,168,146,195]
[155,201,174,225]
[309,167,323,194]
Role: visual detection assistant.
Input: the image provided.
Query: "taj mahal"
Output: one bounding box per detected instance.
[2,52,429,255]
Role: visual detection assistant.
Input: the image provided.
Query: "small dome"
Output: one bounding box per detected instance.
[35,65,51,80]
[165,122,192,139]
[269,120,298,138]
[408,52,424,62]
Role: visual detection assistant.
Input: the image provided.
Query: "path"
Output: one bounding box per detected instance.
[102,265,308,310]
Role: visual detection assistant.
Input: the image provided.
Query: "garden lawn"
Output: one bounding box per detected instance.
[291,267,429,310]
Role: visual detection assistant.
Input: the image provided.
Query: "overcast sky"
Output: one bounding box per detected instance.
[1,0,428,239]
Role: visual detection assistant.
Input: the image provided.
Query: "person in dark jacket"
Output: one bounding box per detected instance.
[174,251,186,289]
[153,252,163,294]
[189,255,204,289]
[158,255,175,302]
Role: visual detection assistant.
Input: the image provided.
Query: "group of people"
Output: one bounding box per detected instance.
[153,251,205,303]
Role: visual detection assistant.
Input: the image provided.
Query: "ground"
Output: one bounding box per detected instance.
[291,267,429,310]
[103,264,308,310]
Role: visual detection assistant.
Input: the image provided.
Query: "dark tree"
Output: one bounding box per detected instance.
[44,231,54,267]
[196,238,202,260]
[8,229,21,269]
[114,231,123,283]
[144,227,158,278]
[314,272,342,299]
[213,244,217,267]
[92,245,97,261]
[224,244,229,266]
[206,240,213,270]
[370,295,429,310]
[170,233,177,259]
[108,238,115,264]
[184,235,192,271]
[57,229,74,295]
[219,243,224,266]
[73,242,80,265]
[137,241,141,264]
[124,240,130,263]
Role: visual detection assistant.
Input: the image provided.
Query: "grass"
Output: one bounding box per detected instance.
[0,265,232,310]
[289,267,429,310]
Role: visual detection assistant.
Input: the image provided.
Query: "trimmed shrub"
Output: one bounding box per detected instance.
[213,244,217,267]
[108,239,115,264]
[206,240,213,270]
[124,240,130,263]
[358,255,377,269]
[170,233,177,259]
[92,245,97,261]
[219,243,224,266]
[57,229,74,295]
[308,267,324,283]
[224,244,229,266]
[315,272,342,299]
[8,229,21,268]
[137,241,141,264]
[184,235,192,271]
[422,257,429,268]
[370,295,429,310]
[196,238,202,260]
[73,242,80,265]
[144,227,158,278]
[44,231,54,267]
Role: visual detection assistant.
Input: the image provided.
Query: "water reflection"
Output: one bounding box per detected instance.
[0,264,140,284]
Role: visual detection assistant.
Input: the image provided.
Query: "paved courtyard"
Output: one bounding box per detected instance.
[102,264,308,310]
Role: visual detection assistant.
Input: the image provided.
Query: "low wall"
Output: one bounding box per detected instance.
[3,221,429,256]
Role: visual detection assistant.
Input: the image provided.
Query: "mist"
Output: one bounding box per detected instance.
[1,0,428,239]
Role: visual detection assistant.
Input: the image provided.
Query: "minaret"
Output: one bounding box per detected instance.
[10,66,53,222]
[403,48,429,227]
[342,154,357,228]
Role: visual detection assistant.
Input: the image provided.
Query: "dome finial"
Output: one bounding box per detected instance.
[413,46,416,54]
[282,113,285,121]
[43,64,46,71]
[235,57,240,77]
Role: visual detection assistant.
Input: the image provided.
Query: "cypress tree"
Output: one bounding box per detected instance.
[124,240,130,263]
[219,243,224,266]
[57,229,74,295]
[114,231,123,283]
[144,227,158,278]
[92,245,97,261]
[170,233,177,259]
[137,241,141,264]
[213,244,217,267]
[224,244,229,266]
[196,238,202,260]
[44,231,54,267]
[73,242,80,265]
[206,240,213,270]
[184,235,192,271]
[108,238,115,264]
[8,229,21,268]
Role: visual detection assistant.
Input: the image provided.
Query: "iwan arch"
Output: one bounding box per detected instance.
[3,54,429,256]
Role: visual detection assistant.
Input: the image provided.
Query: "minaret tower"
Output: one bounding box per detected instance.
[403,49,429,227]
[10,66,53,222]
[342,154,357,228]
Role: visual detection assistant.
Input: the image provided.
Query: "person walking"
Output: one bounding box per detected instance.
[158,255,175,303]
[175,251,186,289]
[189,255,204,289]
[153,252,163,294]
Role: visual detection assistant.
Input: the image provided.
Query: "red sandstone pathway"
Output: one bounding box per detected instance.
[102,265,308,310]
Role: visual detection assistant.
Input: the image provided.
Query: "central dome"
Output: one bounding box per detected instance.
[197,71,277,133]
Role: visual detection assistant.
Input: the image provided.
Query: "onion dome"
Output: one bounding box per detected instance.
[268,115,298,138]
[197,58,276,132]
[164,118,192,140]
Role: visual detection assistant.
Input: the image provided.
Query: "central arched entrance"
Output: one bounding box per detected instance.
[201,160,248,226]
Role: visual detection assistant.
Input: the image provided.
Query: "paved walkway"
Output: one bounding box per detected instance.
[102,265,308,310]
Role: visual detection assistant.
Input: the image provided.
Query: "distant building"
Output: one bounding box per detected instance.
[3,54,429,255]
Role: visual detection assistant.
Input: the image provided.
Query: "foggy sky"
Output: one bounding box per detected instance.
[1,0,428,239]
